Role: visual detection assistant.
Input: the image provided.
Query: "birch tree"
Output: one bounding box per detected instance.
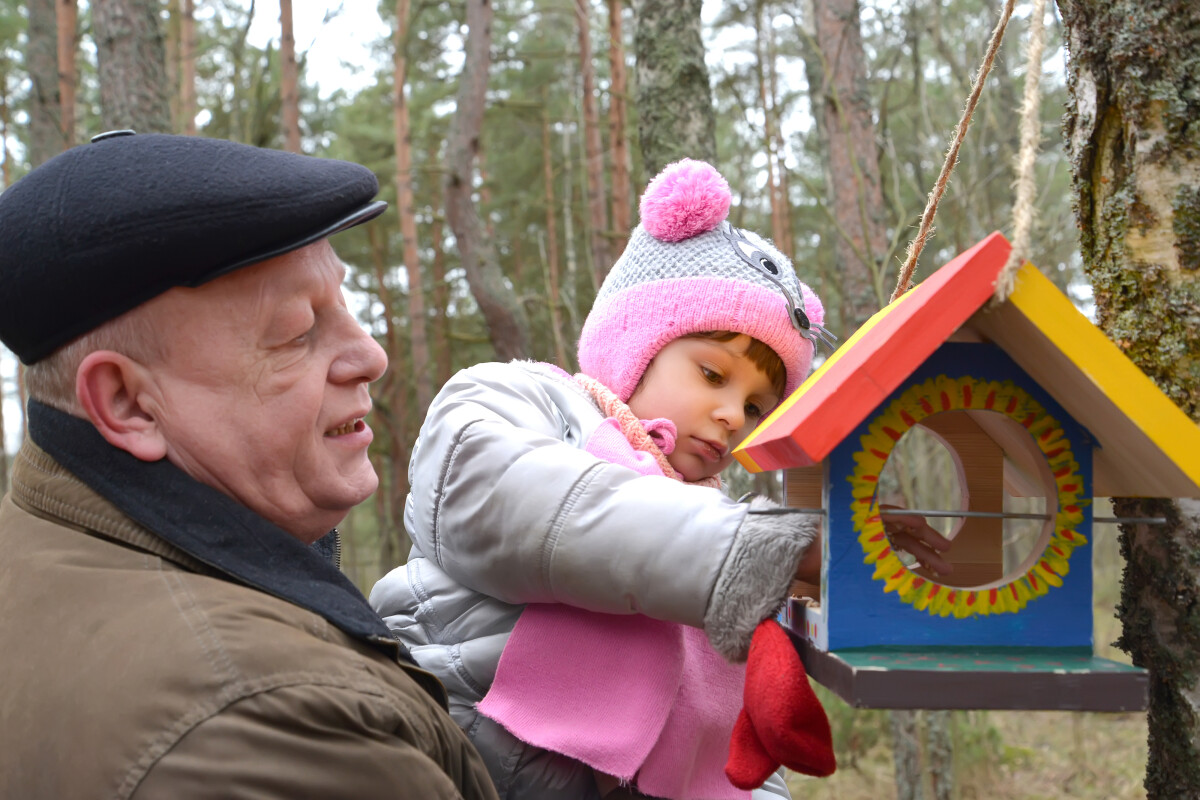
[1059,1,1200,795]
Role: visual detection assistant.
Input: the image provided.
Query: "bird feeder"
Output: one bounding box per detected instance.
[734,232,1200,711]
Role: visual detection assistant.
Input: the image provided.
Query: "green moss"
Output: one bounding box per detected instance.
[1174,186,1200,269]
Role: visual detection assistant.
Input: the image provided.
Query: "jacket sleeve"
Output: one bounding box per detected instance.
[405,361,757,631]
[132,683,499,800]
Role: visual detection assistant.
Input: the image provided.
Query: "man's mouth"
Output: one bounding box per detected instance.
[325,418,365,437]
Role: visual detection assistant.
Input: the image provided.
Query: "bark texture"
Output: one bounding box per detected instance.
[26,0,62,166]
[575,0,613,287]
[56,0,77,145]
[1059,0,1200,795]
[812,0,888,329]
[393,0,432,413]
[632,0,715,175]
[444,0,531,361]
[279,0,300,152]
[607,0,632,254]
[92,0,171,133]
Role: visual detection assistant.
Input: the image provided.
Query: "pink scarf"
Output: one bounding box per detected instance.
[476,373,749,800]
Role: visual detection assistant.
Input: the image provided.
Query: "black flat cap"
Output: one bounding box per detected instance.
[0,131,386,364]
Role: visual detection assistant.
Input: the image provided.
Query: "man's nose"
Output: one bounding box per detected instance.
[332,314,388,384]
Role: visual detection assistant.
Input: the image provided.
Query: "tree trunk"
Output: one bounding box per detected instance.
[0,59,12,187]
[429,142,453,388]
[56,0,77,146]
[393,0,433,414]
[164,0,179,130]
[366,222,410,569]
[26,0,62,166]
[575,0,613,288]
[180,0,196,135]
[767,18,794,259]
[279,0,300,152]
[890,709,923,800]
[812,0,889,329]
[444,0,531,361]
[92,0,171,133]
[560,126,581,337]
[607,0,632,255]
[632,0,715,175]
[754,1,787,254]
[1059,1,1200,795]
[541,95,569,369]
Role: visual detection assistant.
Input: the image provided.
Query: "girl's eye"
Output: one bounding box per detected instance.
[701,366,723,384]
[745,402,763,420]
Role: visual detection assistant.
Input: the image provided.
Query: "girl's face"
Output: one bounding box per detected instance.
[628,334,779,482]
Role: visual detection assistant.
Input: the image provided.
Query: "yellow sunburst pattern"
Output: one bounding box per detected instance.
[849,375,1089,619]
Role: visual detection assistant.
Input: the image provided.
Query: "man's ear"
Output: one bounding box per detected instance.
[75,351,168,462]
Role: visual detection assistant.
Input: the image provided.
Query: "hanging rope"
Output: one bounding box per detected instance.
[889,0,1017,304]
[994,0,1048,302]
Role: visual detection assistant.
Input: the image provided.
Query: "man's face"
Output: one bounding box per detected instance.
[143,241,387,543]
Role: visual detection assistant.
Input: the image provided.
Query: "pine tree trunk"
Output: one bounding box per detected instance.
[541,96,569,369]
[26,0,62,166]
[607,0,631,255]
[0,59,12,186]
[394,0,433,414]
[754,1,786,254]
[56,0,77,146]
[92,0,170,133]
[164,0,179,130]
[575,0,613,288]
[560,126,581,336]
[444,0,531,361]
[632,0,715,175]
[180,0,195,135]
[279,0,300,152]
[366,222,410,569]
[890,709,923,800]
[812,0,888,329]
[428,140,453,387]
[1059,1,1200,795]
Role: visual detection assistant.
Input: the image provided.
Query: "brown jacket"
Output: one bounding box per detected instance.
[0,438,499,800]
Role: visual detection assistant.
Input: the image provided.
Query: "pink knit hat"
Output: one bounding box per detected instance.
[578,159,830,402]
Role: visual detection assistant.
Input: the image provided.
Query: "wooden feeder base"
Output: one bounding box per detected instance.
[790,632,1147,712]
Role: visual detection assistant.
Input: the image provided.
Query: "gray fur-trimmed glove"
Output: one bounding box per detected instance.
[702,495,819,662]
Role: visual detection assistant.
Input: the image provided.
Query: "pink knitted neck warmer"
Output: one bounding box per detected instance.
[573,372,722,490]
[476,371,748,800]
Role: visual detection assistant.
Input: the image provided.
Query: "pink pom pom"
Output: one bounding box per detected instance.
[639,159,731,242]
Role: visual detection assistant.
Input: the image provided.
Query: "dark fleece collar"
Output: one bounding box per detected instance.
[28,399,416,669]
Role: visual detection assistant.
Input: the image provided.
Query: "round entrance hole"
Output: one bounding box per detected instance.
[875,409,1059,591]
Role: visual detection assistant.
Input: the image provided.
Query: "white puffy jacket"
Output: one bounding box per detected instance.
[370,361,815,800]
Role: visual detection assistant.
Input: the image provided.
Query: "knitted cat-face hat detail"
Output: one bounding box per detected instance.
[578,159,830,402]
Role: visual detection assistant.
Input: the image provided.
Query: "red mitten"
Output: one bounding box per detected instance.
[725,619,836,788]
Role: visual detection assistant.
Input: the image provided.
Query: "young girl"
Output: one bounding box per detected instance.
[371,160,835,800]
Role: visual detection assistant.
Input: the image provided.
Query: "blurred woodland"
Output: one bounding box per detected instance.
[2,0,1199,797]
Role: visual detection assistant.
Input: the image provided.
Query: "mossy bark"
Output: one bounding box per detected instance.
[1058,1,1200,795]
[631,0,716,176]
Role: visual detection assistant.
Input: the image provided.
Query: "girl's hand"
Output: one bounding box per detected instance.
[879,504,954,577]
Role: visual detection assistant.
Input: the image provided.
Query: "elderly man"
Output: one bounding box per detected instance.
[0,132,498,799]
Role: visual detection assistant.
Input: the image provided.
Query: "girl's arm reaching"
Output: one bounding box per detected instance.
[404,362,817,661]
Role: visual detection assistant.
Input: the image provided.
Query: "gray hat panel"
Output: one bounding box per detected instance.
[594,225,805,309]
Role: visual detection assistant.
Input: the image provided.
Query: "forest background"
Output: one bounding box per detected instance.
[0,0,1160,797]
